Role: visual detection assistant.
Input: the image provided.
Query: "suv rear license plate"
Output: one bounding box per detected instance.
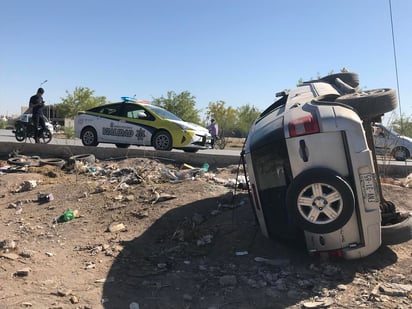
[360,173,379,203]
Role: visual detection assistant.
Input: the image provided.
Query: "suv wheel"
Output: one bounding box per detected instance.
[336,88,397,119]
[319,72,360,88]
[286,168,355,234]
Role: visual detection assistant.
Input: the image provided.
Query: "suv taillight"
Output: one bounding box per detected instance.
[288,114,320,137]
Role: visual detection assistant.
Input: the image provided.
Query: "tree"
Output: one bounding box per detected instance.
[152,91,201,124]
[206,101,237,136]
[55,87,108,118]
[392,115,412,137]
[235,104,260,137]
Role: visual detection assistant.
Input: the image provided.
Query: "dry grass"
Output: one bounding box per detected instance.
[224,137,246,149]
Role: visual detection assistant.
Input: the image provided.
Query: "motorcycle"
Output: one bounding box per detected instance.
[14,116,52,144]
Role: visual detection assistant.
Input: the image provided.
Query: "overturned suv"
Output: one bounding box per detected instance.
[243,72,412,259]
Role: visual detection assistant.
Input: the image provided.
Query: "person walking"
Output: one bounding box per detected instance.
[207,118,219,148]
[29,87,46,143]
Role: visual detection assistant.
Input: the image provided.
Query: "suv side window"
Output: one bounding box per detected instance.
[258,95,288,121]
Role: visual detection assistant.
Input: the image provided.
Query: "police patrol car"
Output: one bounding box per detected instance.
[74,97,211,151]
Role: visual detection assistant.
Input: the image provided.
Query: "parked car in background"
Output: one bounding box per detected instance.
[74,97,211,152]
[18,113,54,134]
[372,123,412,161]
[243,72,411,260]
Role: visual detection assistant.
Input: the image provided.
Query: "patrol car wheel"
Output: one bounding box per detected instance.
[336,88,397,119]
[81,127,99,147]
[392,146,409,161]
[286,168,355,234]
[153,131,173,151]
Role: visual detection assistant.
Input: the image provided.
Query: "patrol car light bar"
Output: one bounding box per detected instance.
[121,96,136,102]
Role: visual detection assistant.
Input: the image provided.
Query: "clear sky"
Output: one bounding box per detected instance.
[1,0,411,122]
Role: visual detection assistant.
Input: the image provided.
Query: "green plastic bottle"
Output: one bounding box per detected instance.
[59,210,75,222]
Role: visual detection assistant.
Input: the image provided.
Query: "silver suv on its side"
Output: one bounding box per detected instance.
[243,72,411,260]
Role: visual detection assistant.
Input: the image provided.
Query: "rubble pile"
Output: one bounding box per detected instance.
[0,154,410,308]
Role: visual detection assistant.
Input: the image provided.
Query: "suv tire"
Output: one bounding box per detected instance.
[286,168,355,234]
[319,72,360,88]
[336,88,397,119]
[381,213,412,245]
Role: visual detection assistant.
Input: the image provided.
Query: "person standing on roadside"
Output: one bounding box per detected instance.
[29,87,46,143]
[207,118,219,148]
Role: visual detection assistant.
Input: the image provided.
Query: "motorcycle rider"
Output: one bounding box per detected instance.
[29,87,46,143]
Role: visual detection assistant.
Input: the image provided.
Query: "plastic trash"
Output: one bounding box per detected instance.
[202,163,209,172]
[37,193,54,204]
[129,302,140,309]
[58,209,79,223]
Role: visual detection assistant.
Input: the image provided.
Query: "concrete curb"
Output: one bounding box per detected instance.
[1,142,410,177]
[0,142,241,168]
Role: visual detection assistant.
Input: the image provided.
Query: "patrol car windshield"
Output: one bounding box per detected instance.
[147,105,182,121]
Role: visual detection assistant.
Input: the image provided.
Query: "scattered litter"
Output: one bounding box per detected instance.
[302,297,334,308]
[202,163,209,172]
[254,256,290,266]
[13,180,39,193]
[150,191,177,204]
[84,261,96,269]
[95,277,115,283]
[70,295,80,304]
[0,252,19,260]
[0,239,17,251]
[56,209,79,223]
[160,167,204,182]
[129,302,140,309]
[235,251,249,256]
[37,193,54,204]
[196,234,213,246]
[20,250,35,258]
[56,289,72,297]
[14,268,31,277]
[219,275,237,286]
[108,222,126,233]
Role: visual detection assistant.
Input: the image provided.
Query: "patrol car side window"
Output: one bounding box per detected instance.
[93,105,120,116]
[127,109,147,119]
[123,104,155,121]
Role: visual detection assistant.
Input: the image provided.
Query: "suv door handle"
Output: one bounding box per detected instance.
[299,139,309,162]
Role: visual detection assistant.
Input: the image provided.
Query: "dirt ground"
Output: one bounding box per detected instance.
[0,156,411,309]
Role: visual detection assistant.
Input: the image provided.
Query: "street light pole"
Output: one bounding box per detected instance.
[39,80,49,119]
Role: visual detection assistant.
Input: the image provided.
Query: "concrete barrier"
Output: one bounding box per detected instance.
[1,142,410,177]
[0,142,241,168]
